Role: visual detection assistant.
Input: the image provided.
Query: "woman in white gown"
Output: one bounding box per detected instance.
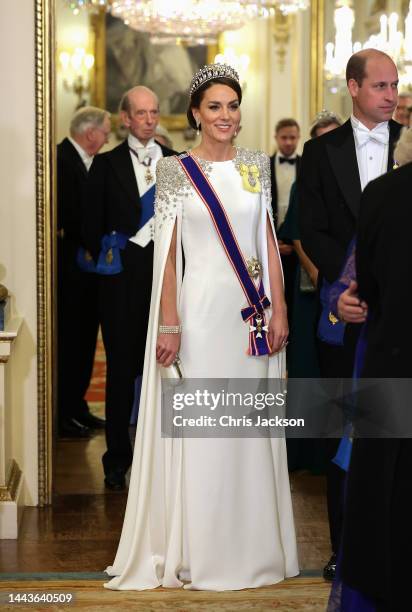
[105,64,299,591]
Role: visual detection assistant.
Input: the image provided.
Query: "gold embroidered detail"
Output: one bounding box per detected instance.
[106,248,113,264]
[329,312,339,325]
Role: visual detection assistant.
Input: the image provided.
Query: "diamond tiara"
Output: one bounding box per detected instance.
[189,63,240,97]
[312,109,341,124]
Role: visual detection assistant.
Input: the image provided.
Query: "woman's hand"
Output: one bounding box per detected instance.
[277,240,294,256]
[267,307,289,355]
[156,333,181,367]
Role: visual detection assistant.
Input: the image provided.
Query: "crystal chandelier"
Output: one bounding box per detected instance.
[324,1,360,85]
[241,0,309,18]
[110,0,248,45]
[325,0,412,92]
[215,48,250,87]
[64,0,112,14]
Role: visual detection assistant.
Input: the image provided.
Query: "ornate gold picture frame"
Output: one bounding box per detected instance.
[35,0,55,506]
[90,12,217,131]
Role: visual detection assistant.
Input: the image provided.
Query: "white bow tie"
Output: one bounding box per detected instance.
[132,146,156,163]
[354,124,389,148]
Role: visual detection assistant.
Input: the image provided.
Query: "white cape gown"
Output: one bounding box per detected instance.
[105,149,299,591]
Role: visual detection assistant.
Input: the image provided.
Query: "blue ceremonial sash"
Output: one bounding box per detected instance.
[138,184,156,231]
[317,238,356,346]
[177,153,271,356]
[96,231,129,275]
[76,247,96,273]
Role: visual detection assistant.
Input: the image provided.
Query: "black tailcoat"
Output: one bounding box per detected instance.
[297,118,402,556]
[269,152,301,326]
[83,139,175,475]
[341,162,412,608]
[57,138,99,423]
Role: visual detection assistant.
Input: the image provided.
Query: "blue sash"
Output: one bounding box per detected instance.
[317,238,356,346]
[138,184,156,230]
[76,247,96,273]
[96,231,129,275]
[177,153,271,356]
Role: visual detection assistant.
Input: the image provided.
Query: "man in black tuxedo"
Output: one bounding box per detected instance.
[84,86,175,491]
[57,106,111,438]
[270,118,301,319]
[298,49,401,579]
[340,160,412,611]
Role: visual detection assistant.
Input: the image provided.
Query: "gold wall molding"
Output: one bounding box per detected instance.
[35,0,55,506]
[310,0,324,119]
[0,460,22,502]
[272,12,292,72]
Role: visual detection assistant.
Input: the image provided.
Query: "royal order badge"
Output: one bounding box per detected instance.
[239,164,261,193]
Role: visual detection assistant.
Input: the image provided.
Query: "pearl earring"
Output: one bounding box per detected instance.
[196,120,200,137]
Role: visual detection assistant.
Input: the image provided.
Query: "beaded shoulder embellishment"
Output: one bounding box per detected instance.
[155,155,215,231]
[233,148,273,221]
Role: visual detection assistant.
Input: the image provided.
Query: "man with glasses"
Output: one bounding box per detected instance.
[84,86,175,490]
[57,106,111,439]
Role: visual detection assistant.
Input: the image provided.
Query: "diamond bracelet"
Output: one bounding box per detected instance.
[158,324,182,334]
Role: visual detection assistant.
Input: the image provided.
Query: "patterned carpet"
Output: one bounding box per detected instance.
[0,577,330,611]
[85,335,105,417]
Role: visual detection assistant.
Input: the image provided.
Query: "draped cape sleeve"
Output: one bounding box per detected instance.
[104,156,188,590]
[104,151,285,590]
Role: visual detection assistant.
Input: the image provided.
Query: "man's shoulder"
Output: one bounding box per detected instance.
[158,143,177,157]
[365,160,412,197]
[57,138,78,161]
[90,141,129,171]
[304,120,351,151]
[389,118,403,138]
[101,139,129,159]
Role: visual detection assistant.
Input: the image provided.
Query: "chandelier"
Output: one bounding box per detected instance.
[241,0,309,17]
[325,0,412,91]
[110,0,248,45]
[64,0,112,14]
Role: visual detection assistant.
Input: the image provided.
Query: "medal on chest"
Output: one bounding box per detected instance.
[141,155,154,185]
[239,163,261,193]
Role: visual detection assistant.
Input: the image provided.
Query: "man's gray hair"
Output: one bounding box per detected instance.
[394,128,412,167]
[70,106,110,136]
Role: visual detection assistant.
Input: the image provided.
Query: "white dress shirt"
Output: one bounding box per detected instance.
[128,134,162,247]
[275,153,297,226]
[68,137,94,171]
[350,115,389,191]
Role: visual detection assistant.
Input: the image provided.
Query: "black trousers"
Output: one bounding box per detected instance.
[281,251,298,321]
[57,240,99,423]
[100,241,153,475]
[317,323,360,555]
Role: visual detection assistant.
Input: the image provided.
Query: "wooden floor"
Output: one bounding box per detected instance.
[0,578,331,611]
[0,431,330,575]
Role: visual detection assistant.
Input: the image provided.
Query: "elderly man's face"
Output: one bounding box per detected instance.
[122,90,160,144]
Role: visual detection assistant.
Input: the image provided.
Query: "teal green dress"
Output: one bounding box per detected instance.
[279,183,319,378]
[279,184,326,473]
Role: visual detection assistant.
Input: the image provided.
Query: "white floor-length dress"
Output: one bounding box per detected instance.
[105,148,299,591]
